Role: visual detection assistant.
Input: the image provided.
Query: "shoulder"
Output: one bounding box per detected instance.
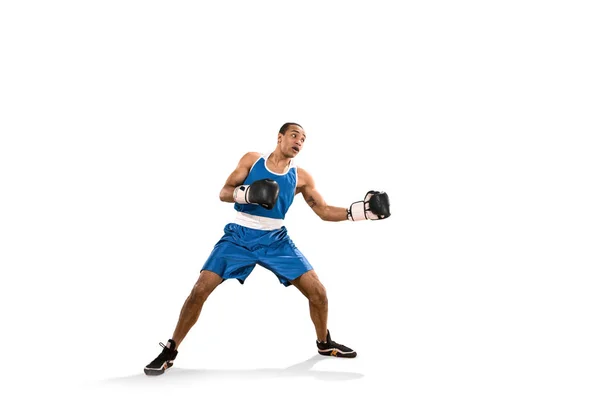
[242,151,262,161]
[296,166,308,178]
[296,167,315,188]
[238,151,262,168]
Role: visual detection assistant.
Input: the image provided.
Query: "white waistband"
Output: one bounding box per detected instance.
[234,212,284,230]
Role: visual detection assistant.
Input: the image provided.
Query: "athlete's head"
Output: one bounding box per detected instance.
[277,122,305,158]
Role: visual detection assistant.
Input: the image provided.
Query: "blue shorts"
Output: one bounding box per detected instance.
[201,223,314,287]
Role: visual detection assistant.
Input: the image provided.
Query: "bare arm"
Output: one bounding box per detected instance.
[219,152,261,203]
[297,168,348,222]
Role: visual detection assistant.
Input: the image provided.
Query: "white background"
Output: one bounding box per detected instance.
[1,1,599,399]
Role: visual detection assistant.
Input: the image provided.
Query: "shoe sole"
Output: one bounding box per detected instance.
[144,361,174,376]
[318,349,357,358]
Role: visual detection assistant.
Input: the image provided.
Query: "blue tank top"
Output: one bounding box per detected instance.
[234,154,297,220]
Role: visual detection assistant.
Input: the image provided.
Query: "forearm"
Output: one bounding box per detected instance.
[219,185,236,203]
[317,205,349,222]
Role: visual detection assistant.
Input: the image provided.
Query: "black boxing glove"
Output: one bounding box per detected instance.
[234,179,280,210]
[348,191,391,221]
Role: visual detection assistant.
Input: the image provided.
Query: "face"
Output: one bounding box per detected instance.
[278,125,306,157]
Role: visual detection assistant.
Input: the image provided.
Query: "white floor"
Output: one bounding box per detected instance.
[10,258,600,400]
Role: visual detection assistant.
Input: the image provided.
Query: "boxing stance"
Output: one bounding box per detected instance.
[144,122,391,375]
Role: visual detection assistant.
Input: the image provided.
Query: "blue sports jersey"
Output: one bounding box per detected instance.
[234,154,297,220]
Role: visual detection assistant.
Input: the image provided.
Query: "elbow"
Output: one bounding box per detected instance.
[219,188,229,202]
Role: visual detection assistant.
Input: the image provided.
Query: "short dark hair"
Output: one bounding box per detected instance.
[279,122,303,135]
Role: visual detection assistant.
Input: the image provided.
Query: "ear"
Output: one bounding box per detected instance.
[277,132,283,143]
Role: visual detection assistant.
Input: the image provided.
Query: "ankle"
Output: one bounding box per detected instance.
[166,339,177,350]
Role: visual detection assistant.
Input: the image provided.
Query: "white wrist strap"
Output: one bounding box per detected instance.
[233,185,250,204]
[349,201,367,221]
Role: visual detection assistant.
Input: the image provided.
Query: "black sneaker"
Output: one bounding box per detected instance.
[316,330,357,358]
[144,339,178,376]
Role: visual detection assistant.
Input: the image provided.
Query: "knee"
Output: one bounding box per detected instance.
[308,286,328,307]
[189,283,210,305]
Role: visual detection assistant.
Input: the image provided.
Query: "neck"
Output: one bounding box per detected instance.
[269,151,291,166]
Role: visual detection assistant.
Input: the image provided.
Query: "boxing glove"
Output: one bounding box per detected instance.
[234,179,280,210]
[348,191,391,221]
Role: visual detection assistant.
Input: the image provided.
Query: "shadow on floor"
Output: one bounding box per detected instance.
[100,354,364,384]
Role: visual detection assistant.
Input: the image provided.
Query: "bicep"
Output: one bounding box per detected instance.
[223,152,259,188]
[301,184,326,210]
[223,165,249,188]
[297,168,348,222]
[299,170,327,212]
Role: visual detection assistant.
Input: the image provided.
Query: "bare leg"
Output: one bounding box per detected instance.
[291,270,328,342]
[171,270,223,350]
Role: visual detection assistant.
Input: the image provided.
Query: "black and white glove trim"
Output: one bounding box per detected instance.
[233,185,250,204]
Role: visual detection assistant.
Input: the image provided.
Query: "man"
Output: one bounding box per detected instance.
[144,122,391,376]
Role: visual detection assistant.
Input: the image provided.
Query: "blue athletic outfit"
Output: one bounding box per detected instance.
[201,154,314,286]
